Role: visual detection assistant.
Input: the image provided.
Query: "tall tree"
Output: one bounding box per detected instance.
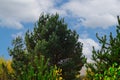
[86,16,120,79]
[9,13,86,80]
[25,13,86,80]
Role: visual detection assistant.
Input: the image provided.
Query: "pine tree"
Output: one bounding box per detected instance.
[86,16,120,79]
[9,13,86,80]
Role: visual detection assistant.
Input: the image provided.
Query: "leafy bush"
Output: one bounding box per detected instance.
[94,63,120,80]
[0,57,13,80]
[86,63,120,80]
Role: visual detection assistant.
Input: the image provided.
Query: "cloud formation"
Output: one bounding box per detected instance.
[0,0,65,29]
[62,0,119,29]
[0,0,119,29]
[0,0,39,29]
[79,38,100,62]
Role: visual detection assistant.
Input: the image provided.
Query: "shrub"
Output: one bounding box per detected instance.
[86,63,120,80]
[0,57,13,80]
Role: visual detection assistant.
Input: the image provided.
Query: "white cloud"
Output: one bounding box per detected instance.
[79,37,101,75]
[0,0,39,29]
[79,38,100,63]
[62,0,119,29]
[0,0,66,29]
[0,18,23,29]
[0,0,119,29]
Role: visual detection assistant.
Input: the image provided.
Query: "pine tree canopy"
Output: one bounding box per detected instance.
[9,13,86,80]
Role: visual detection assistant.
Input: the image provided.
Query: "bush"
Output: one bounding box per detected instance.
[0,57,13,80]
[86,63,120,80]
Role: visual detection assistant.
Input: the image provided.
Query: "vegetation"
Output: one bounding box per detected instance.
[0,56,63,80]
[25,13,86,80]
[86,16,120,79]
[5,13,86,80]
[16,55,63,80]
[0,57,14,80]
[1,13,120,80]
[93,63,120,80]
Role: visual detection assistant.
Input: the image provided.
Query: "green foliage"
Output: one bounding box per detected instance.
[8,36,29,79]
[0,56,63,80]
[86,16,120,79]
[8,13,86,80]
[16,55,63,80]
[93,63,120,80]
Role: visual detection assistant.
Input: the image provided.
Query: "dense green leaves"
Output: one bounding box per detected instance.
[93,63,120,80]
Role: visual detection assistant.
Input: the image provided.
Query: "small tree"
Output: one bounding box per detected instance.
[86,16,120,79]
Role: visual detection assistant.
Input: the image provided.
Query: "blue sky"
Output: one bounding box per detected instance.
[0,0,118,62]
